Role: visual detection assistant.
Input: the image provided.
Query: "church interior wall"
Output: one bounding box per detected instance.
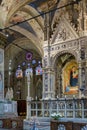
[0,0,87,123]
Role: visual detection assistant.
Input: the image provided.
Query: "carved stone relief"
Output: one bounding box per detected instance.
[58,124,66,130]
[51,16,79,45]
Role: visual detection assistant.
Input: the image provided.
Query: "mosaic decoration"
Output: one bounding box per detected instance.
[58,124,66,130]
[63,60,79,95]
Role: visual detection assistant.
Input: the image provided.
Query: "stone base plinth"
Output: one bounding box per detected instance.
[0,100,18,117]
[0,117,23,129]
[51,120,87,130]
[23,118,50,130]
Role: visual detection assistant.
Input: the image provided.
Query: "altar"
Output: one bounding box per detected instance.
[0,100,18,117]
[0,100,20,129]
[0,49,18,117]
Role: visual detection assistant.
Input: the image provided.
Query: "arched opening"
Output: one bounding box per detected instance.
[4,44,43,116]
[4,49,43,99]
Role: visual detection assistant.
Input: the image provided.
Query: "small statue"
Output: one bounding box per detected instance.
[6,88,10,100]
[6,87,13,100]
[10,87,13,100]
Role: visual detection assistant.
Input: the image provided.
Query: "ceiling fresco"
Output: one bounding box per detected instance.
[0,0,61,55]
[0,0,82,59]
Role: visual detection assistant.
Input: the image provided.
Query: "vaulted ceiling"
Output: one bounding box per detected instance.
[0,0,62,70]
[0,0,60,56]
[0,0,81,68]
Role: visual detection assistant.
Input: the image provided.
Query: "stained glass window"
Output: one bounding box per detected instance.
[26,52,33,61]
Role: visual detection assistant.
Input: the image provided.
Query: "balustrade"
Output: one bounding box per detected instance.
[27,98,87,121]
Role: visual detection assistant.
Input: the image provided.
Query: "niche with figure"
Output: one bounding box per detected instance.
[63,60,79,95]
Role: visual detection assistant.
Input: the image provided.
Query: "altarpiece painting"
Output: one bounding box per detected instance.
[63,60,79,95]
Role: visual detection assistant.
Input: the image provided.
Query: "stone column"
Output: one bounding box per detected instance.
[42,67,55,99]
[84,60,87,97]
[42,11,55,99]
[0,48,4,99]
[84,38,87,97]
[25,69,32,119]
[78,37,87,98]
[78,62,82,98]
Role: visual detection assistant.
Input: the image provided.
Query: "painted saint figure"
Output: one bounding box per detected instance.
[70,66,78,87]
[63,61,79,94]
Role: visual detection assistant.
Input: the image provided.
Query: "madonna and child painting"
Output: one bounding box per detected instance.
[63,60,79,95]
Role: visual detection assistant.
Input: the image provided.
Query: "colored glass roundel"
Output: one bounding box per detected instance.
[26,52,33,61]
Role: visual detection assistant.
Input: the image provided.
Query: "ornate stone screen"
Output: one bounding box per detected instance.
[58,124,66,130]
